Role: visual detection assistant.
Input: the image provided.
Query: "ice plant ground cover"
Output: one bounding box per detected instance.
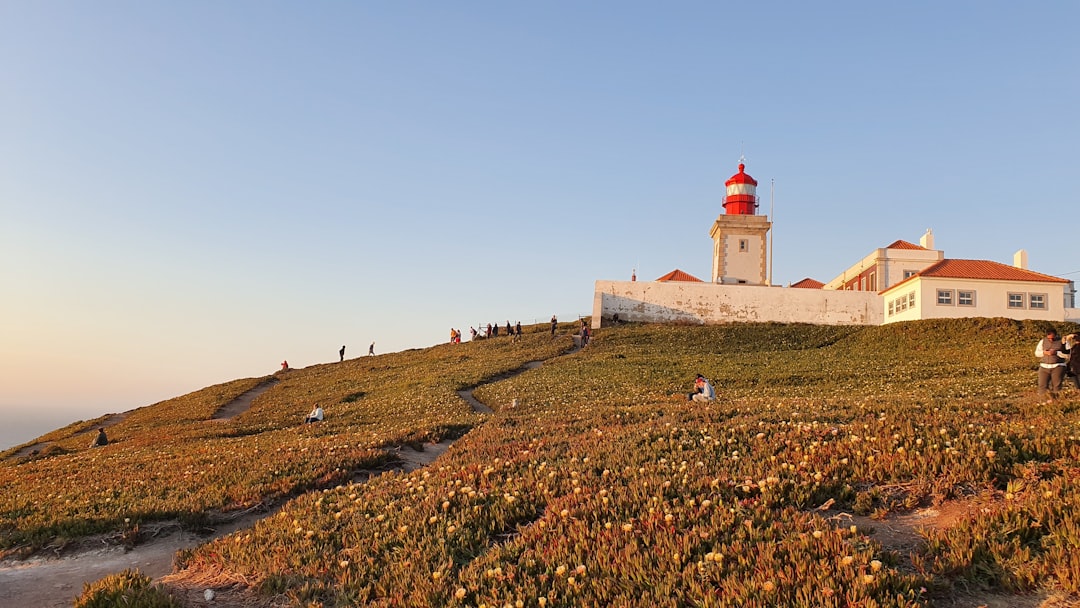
[5,317,1080,607]
[0,325,572,553]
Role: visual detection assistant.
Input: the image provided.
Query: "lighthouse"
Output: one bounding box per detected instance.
[709,160,772,285]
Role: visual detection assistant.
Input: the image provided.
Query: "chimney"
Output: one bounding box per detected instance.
[1013,249,1028,269]
[919,228,934,250]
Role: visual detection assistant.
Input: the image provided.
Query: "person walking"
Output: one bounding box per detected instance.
[550,315,557,337]
[1035,329,1068,402]
[339,345,346,362]
[369,342,375,356]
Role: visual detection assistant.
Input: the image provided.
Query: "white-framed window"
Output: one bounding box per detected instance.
[888,300,895,316]
[1008,292,1025,309]
[958,290,975,306]
[860,277,866,291]
[937,289,954,305]
[907,292,916,309]
[739,239,748,252]
[1029,293,1047,310]
[903,270,917,279]
[869,272,877,291]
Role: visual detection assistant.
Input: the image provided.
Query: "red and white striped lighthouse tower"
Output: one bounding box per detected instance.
[709,159,772,285]
[722,162,759,215]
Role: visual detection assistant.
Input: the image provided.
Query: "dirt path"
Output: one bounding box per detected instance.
[0,355,554,607]
[211,379,279,420]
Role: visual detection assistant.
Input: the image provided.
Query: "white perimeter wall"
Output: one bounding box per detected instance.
[592,281,883,328]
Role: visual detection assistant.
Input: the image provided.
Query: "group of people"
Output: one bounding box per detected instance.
[455,321,525,343]
[1036,329,1079,401]
[337,342,376,362]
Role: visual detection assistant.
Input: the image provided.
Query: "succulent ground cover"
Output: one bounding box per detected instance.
[161,317,1079,607]
[0,326,572,554]
[7,317,1080,607]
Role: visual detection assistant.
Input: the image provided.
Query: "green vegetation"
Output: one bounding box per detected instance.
[5,318,1080,606]
[74,568,182,608]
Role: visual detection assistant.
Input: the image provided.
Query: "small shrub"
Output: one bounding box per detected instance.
[74,568,182,608]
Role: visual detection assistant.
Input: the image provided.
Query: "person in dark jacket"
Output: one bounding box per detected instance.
[91,428,108,447]
[1065,333,1079,390]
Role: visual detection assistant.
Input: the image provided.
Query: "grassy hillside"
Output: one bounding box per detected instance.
[7,318,1080,607]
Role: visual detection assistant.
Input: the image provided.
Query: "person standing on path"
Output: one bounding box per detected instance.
[369,342,375,356]
[339,345,346,362]
[550,315,557,337]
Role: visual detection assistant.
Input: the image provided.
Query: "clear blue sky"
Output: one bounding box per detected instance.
[2,2,1078,449]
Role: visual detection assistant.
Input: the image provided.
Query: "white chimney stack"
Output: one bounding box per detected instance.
[920,228,934,250]
[1014,249,1028,269]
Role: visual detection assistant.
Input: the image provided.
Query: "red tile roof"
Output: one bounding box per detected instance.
[656,269,704,282]
[882,259,1070,294]
[790,278,824,289]
[885,240,927,250]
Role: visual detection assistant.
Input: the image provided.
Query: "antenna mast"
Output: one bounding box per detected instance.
[768,178,775,286]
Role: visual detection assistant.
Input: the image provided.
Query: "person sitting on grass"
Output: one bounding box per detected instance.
[687,374,716,403]
[91,427,109,447]
[304,405,324,424]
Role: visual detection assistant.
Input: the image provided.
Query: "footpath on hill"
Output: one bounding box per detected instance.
[0,343,577,608]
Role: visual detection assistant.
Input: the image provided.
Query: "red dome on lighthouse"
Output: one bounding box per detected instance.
[723,162,758,215]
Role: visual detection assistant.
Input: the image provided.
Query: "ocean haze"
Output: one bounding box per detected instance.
[2,412,90,451]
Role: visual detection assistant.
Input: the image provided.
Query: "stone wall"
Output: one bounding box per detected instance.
[592,281,883,328]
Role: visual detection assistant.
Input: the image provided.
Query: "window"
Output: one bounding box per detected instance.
[1008,293,1025,308]
[739,239,748,252]
[1030,293,1047,310]
[888,300,895,316]
[907,292,916,309]
[869,272,877,291]
[958,290,975,306]
[937,289,954,305]
[903,270,917,279]
[860,277,866,291]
